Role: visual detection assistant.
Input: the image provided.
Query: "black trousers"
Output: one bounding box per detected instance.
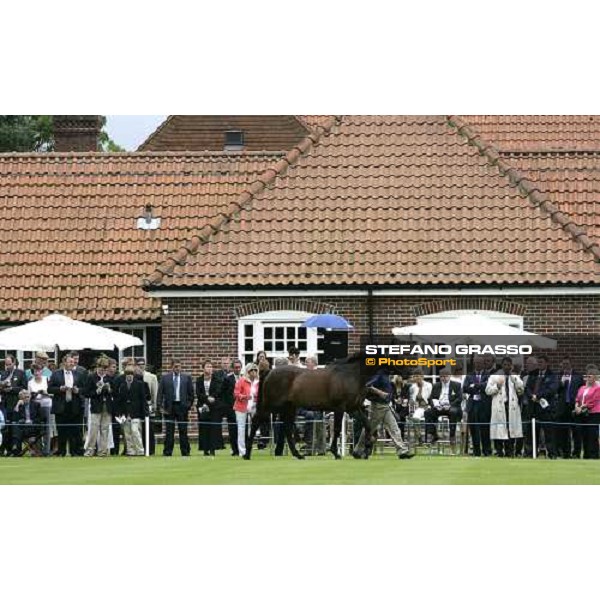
[140,418,156,455]
[532,407,555,456]
[164,408,190,456]
[219,404,238,454]
[583,413,600,459]
[468,399,492,456]
[55,412,82,456]
[425,405,462,441]
[0,407,15,455]
[554,403,575,457]
[572,413,585,457]
[12,422,41,455]
[198,407,219,453]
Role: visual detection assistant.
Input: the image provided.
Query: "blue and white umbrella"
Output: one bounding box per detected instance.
[302,313,354,331]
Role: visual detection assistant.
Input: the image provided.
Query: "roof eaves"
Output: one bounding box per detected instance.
[142,116,341,288]
[448,115,600,263]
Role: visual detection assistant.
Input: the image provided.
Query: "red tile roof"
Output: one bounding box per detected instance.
[461,115,600,152]
[0,151,283,322]
[461,116,600,245]
[145,116,600,289]
[138,116,311,151]
[500,152,600,240]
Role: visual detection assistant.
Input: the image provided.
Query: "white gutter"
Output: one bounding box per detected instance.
[148,287,600,298]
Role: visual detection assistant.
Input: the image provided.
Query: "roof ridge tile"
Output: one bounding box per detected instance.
[448,115,600,263]
[143,116,340,286]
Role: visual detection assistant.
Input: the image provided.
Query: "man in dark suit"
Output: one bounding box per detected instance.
[196,360,223,456]
[1,355,29,456]
[524,355,559,458]
[425,368,463,446]
[83,357,116,457]
[12,389,43,456]
[214,357,239,456]
[70,351,88,455]
[555,358,584,458]
[463,355,491,457]
[48,355,85,456]
[159,358,194,456]
[114,365,149,456]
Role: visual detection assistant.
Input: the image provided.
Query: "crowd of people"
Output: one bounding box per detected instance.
[391,355,600,459]
[0,346,325,459]
[1,348,598,460]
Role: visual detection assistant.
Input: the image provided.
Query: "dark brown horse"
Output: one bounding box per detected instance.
[244,353,401,460]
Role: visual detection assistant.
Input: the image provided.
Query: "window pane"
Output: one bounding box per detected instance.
[264,327,273,338]
[298,341,307,351]
[244,354,253,366]
[245,324,253,337]
[275,341,284,352]
[298,327,307,340]
[264,341,273,351]
[245,339,253,352]
[275,327,284,339]
[286,327,295,339]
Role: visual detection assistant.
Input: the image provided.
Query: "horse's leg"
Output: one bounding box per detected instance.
[329,410,343,460]
[351,407,372,460]
[283,407,304,460]
[243,410,263,460]
[361,406,374,459]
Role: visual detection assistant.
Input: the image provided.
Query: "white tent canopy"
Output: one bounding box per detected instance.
[0,313,144,351]
[392,313,557,349]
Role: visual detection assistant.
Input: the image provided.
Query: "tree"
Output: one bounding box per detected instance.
[0,115,125,152]
[0,115,53,152]
[98,116,125,152]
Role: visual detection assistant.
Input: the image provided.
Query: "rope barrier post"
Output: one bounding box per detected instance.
[341,413,347,457]
[145,416,150,457]
[532,417,537,459]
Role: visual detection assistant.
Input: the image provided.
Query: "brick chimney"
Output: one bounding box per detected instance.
[53,115,103,151]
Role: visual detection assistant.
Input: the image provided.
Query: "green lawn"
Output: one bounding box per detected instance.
[1,451,599,484]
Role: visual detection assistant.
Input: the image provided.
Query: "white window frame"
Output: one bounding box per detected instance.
[238,310,322,364]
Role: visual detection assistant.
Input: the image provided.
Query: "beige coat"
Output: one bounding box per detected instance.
[486,374,524,440]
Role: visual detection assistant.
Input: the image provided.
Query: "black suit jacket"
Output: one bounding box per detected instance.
[429,380,463,410]
[115,378,149,419]
[0,368,28,412]
[48,369,84,416]
[524,368,559,412]
[158,371,194,416]
[215,370,235,407]
[196,376,222,413]
[557,371,584,406]
[84,373,116,414]
[463,371,490,412]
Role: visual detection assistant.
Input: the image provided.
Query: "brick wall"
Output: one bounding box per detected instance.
[161,294,600,377]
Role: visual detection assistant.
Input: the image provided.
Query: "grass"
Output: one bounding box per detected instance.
[1,449,599,484]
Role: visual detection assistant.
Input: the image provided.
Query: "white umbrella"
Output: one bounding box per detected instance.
[392,313,557,349]
[0,313,144,351]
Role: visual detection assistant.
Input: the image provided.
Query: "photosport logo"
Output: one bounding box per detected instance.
[360,335,534,373]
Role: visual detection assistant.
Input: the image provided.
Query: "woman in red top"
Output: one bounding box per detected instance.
[574,367,600,459]
[233,363,259,458]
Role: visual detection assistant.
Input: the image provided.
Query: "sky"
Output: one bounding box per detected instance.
[105,115,166,150]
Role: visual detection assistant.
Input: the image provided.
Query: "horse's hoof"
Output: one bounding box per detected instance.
[295,454,305,460]
[242,455,251,460]
[333,454,341,460]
